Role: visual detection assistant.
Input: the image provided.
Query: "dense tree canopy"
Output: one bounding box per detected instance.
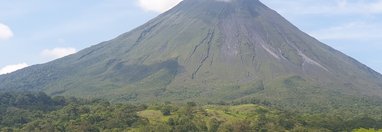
[0,92,381,131]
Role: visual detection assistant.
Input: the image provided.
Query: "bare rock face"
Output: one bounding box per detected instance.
[1,0,382,111]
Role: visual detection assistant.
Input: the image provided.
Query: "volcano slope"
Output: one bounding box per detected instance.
[1,0,382,112]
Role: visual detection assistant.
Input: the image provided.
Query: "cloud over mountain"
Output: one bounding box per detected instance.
[0,23,13,40]
[138,0,182,13]
[41,47,77,60]
[0,63,28,75]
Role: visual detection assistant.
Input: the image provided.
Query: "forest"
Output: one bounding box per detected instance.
[0,92,382,132]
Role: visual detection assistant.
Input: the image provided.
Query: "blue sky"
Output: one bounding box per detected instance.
[0,0,381,74]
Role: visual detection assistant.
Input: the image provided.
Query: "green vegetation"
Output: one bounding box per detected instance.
[1,92,382,131]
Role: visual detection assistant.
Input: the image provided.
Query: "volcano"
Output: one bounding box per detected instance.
[1,0,382,111]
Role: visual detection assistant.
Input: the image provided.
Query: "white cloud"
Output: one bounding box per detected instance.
[335,0,382,14]
[0,23,13,40]
[137,0,234,13]
[309,22,382,40]
[216,0,232,2]
[262,0,382,41]
[0,63,28,75]
[41,47,77,60]
[262,0,382,16]
[138,0,182,13]
[369,1,382,13]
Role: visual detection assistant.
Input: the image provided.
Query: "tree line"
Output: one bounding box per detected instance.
[0,92,382,131]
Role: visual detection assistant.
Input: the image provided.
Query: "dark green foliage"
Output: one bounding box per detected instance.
[208,118,220,132]
[0,92,382,131]
[187,102,197,107]
[0,92,64,111]
[167,118,175,126]
[161,106,172,116]
[173,116,199,132]
[0,92,65,128]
